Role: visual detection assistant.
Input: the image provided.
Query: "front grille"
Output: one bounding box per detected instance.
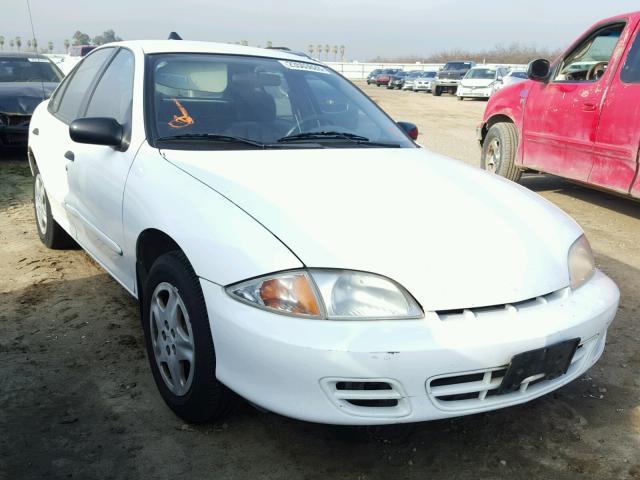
[321,378,411,418]
[434,288,569,322]
[426,334,603,411]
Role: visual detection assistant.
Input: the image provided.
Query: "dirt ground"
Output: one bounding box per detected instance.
[1,84,639,480]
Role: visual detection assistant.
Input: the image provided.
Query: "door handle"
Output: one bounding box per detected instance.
[582,102,597,112]
[64,151,75,162]
[32,128,39,135]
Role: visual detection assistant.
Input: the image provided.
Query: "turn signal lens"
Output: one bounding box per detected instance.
[228,272,321,317]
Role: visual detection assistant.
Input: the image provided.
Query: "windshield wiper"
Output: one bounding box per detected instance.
[277,131,401,147]
[156,133,267,149]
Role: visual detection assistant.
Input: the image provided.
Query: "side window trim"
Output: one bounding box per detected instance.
[50,47,117,125]
[551,21,627,84]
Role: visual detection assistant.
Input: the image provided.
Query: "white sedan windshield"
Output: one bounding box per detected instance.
[149,53,415,148]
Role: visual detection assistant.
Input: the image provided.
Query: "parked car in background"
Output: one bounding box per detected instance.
[433,61,475,96]
[57,45,98,74]
[375,68,401,87]
[29,40,618,426]
[388,71,412,89]
[366,68,382,85]
[479,11,640,200]
[457,66,510,100]
[496,69,528,90]
[413,71,438,92]
[0,52,63,149]
[401,71,427,90]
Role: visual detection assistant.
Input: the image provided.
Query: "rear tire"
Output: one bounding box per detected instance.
[142,251,238,423]
[481,122,522,183]
[432,86,442,96]
[458,96,464,101]
[33,167,75,249]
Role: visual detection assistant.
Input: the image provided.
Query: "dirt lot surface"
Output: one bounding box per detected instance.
[1,85,639,480]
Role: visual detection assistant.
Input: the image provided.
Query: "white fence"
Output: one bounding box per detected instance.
[325,62,527,80]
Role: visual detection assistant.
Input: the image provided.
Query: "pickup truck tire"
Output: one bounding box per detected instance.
[481,123,522,183]
[433,86,442,96]
[142,251,238,423]
[33,168,76,249]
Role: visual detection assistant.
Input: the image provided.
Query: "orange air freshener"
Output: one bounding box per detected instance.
[168,99,194,128]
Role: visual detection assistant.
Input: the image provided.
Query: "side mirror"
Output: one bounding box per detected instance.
[397,121,419,141]
[527,59,551,81]
[69,117,124,148]
[497,75,503,82]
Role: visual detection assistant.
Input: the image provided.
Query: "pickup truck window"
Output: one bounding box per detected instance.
[555,23,625,82]
[621,31,640,83]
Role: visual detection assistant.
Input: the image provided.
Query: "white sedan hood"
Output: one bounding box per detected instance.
[461,78,495,88]
[163,148,581,311]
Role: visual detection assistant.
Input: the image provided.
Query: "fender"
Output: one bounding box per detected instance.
[122,142,303,296]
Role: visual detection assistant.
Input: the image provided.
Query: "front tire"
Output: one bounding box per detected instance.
[142,251,237,423]
[432,86,442,96]
[481,123,522,183]
[33,169,75,249]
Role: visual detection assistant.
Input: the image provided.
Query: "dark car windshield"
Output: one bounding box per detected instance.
[0,57,63,83]
[149,54,416,149]
[465,68,496,79]
[422,71,436,78]
[443,62,473,70]
[509,71,528,79]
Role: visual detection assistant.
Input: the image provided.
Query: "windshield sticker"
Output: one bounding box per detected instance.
[27,58,49,63]
[168,99,194,128]
[279,60,330,74]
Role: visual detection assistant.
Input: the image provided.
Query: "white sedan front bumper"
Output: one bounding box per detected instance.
[201,270,618,425]
[457,85,493,98]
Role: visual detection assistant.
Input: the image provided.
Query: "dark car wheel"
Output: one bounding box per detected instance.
[142,251,238,423]
[33,168,75,249]
[481,123,523,183]
[432,86,442,96]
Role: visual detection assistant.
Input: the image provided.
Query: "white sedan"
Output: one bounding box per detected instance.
[457,66,510,100]
[28,40,619,425]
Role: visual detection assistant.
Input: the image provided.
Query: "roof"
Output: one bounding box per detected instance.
[0,52,49,59]
[104,40,322,64]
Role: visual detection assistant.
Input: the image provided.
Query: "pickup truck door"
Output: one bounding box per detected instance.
[522,22,628,182]
[589,19,640,196]
[64,48,138,291]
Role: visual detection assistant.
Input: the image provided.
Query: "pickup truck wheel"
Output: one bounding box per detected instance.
[433,86,442,96]
[33,169,75,249]
[481,123,522,183]
[142,251,238,423]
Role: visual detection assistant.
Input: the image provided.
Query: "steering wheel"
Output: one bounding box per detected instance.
[586,61,608,81]
[285,114,331,137]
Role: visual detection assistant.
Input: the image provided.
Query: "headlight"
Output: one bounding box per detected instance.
[226,269,423,320]
[568,235,595,290]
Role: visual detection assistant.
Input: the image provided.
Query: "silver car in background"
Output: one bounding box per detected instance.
[412,71,438,92]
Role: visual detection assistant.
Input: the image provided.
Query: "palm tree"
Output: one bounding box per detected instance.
[64,38,70,52]
[308,44,314,56]
[48,41,53,53]
[33,38,38,51]
[324,44,330,61]
[27,39,32,51]
[15,36,22,51]
[317,44,322,59]
[332,45,338,61]
[0,36,4,51]
[9,39,14,50]
[267,40,273,48]
[339,45,345,62]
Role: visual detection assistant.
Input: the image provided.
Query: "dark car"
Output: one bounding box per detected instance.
[432,61,476,96]
[388,70,418,89]
[375,68,401,87]
[0,52,63,149]
[366,68,382,85]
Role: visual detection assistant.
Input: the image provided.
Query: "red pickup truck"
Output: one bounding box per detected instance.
[478,11,640,200]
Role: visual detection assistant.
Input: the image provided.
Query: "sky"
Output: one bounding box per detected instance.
[1,0,639,60]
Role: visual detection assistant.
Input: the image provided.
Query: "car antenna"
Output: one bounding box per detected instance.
[26,0,46,100]
[168,32,183,40]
